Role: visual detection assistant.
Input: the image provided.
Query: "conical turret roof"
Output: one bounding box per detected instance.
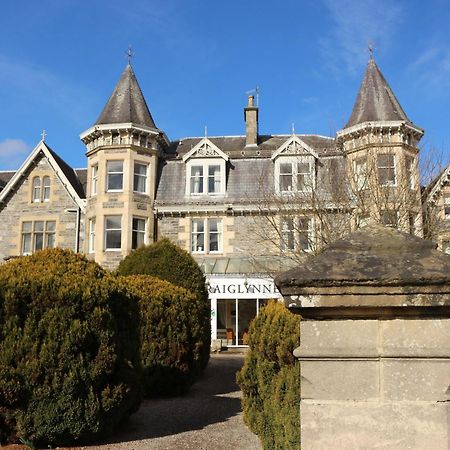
[95,64,157,129]
[345,58,410,129]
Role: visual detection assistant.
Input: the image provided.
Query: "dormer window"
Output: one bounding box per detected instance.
[276,157,313,193]
[189,163,223,194]
[183,138,229,196]
[272,135,317,194]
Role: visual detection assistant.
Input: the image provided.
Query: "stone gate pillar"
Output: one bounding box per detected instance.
[275,225,450,449]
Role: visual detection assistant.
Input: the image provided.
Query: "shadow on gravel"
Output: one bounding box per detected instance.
[96,354,246,445]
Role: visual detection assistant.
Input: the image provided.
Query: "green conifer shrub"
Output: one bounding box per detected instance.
[117,238,210,371]
[0,249,142,448]
[237,301,300,450]
[118,275,208,396]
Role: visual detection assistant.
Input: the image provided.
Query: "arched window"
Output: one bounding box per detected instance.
[43,176,50,201]
[32,177,41,202]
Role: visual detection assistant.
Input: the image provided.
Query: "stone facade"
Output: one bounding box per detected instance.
[0,151,84,260]
[1,58,449,347]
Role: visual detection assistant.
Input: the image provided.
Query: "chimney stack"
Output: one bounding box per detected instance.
[244,95,259,147]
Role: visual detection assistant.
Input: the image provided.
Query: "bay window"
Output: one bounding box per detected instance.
[105,215,122,250]
[377,154,396,186]
[132,217,146,249]
[133,162,148,193]
[107,161,123,191]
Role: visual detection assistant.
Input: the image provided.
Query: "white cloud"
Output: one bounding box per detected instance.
[321,0,403,75]
[408,46,450,88]
[0,139,30,169]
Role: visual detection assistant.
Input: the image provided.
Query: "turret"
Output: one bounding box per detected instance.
[80,63,166,268]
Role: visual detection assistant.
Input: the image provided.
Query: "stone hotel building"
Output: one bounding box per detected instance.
[1,57,449,348]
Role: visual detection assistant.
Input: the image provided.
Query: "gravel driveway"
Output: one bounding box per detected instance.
[88,353,262,450]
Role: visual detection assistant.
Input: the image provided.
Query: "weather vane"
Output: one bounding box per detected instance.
[245,86,260,107]
[368,40,375,60]
[127,45,133,64]
[41,130,47,141]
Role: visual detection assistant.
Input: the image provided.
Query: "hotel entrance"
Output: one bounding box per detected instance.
[209,276,282,347]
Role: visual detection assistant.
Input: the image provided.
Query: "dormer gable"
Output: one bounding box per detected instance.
[182,138,229,162]
[271,135,319,160]
[183,138,228,196]
[0,140,86,211]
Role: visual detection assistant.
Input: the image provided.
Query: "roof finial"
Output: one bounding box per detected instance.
[41,129,47,142]
[127,45,133,65]
[204,125,208,138]
[368,40,375,60]
[291,123,295,135]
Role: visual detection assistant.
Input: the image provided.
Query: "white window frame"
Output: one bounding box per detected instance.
[377,153,396,186]
[275,156,314,194]
[32,177,41,202]
[405,156,415,190]
[106,160,124,192]
[133,162,148,194]
[88,218,96,253]
[191,218,223,254]
[21,220,56,255]
[104,215,122,251]
[186,158,226,196]
[354,157,368,191]
[280,216,313,252]
[91,164,98,196]
[444,195,450,219]
[132,217,147,250]
[43,176,51,202]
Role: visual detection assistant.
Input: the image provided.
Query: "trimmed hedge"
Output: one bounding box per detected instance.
[117,239,210,372]
[118,275,208,397]
[237,301,300,450]
[0,249,142,448]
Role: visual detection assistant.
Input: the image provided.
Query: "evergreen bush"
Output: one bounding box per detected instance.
[0,249,142,448]
[117,238,210,371]
[118,275,208,396]
[237,301,300,450]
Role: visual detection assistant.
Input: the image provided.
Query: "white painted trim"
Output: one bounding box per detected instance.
[80,122,159,140]
[271,134,319,160]
[182,138,229,162]
[0,140,86,211]
[427,164,450,203]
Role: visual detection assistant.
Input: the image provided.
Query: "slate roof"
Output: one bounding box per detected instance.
[166,134,338,159]
[155,135,344,207]
[47,148,86,199]
[95,64,157,129]
[345,58,411,128]
[0,171,15,191]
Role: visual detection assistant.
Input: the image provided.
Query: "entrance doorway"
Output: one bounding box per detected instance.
[216,298,269,346]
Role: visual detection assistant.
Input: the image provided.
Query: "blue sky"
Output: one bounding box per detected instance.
[1,0,450,170]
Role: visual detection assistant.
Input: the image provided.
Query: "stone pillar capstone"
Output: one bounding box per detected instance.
[275,225,450,450]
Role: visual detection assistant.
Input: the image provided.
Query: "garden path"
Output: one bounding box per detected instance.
[86,353,262,450]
